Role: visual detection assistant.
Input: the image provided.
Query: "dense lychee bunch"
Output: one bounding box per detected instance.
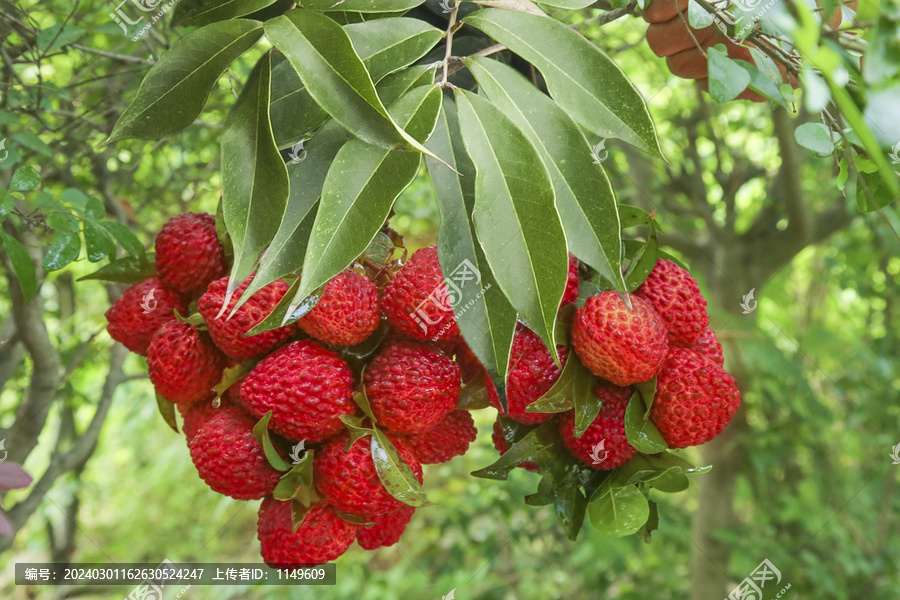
[636,259,709,346]
[199,275,296,360]
[381,246,460,341]
[649,347,740,448]
[298,269,380,346]
[155,212,228,295]
[106,213,740,563]
[572,291,668,386]
[240,339,356,443]
[105,277,186,356]
[364,342,461,435]
[559,384,636,470]
[147,321,226,404]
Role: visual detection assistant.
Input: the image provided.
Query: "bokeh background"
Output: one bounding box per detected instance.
[1,1,898,598]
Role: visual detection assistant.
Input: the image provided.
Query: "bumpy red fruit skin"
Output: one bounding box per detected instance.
[198,275,295,360]
[680,326,724,367]
[572,291,669,386]
[356,505,415,550]
[147,321,227,404]
[455,343,499,404]
[649,347,740,448]
[105,277,186,356]
[155,212,228,295]
[314,432,423,518]
[381,246,460,341]
[559,383,637,470]
[364,342,461,435]
[562,253,580,305]
[240,340,355,443]
[298,270,380,346]
[188,403,282,500]
[491,420,538,473]
[403,410,477,464]
[490,327,568,425]
[636,259,709,346]
[258,499,356,567]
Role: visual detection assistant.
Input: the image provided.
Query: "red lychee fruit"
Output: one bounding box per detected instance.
[364,342,461,435]
[572,291,669,386]
[240,339,356,443]
[636,259,709,346]
[147,320,227,404]
[105,277,186,356]
[491,419,538,473]
[403,410,477,464]
[559,383,637,470]
[258,499,356,567]
[356,505,415,550]
[297,269,380,347]
[154,212,228,295]
[649,347,740,448]
[679,325,724,367]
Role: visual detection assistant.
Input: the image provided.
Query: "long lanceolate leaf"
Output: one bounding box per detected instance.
[264,9,446,163]
[172,0,278,27]
[287,85,443,316]
[466,57,626,293]
[270,18,442,149]
[426,97,517,403]
[221,53,290,309]
[463,9,663,157]
[106,20,264,144]
[454,90,568,363]
[299,0,425,11]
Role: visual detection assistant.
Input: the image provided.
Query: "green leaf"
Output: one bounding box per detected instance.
[253,411,295,472]
[100,221,146,260]
[43,231,81,271]
[290,499,315,532]
[155,393,179,434]
[273,450,321,506]
[794,123,836,156]
[352,386,378,423]
[233,123,348,312]
[535,0,596,7]
[371,429,431,507]
[84,197,106,220]
[78,254,156,283]
[0,232,37,301]
[221,52,290,303]
[270,19,441,149]
[61,188,89,209]
[82,219,116,263]
[707,44,751,103]
[687,0,714,28]
[587,482,650,537]
[466,57,626,293]
[173,0,279,27]
[265,9,444,161]
[10,166,41,191]
[464,9,662,156]
[456,371,493,410]
[106,20,264,143]
[211,362,256,397]
[345,18,442,82]
[623,235,659,292]
[613,452,695,488]
[426,97,517,395]
[571,361,600,438]
[623,390,667,454]
[618,204,653,230]
[636,377,657,419]
[0,190,13,218]
[636,499,659,543]
[455,89,568,363]
[299,0,425,11]
[339,414,375,448]
[36,24,85,51]
[10,132,52,156]
[472,419,563,480]
[289,85,442,313]
[525,354,577,414]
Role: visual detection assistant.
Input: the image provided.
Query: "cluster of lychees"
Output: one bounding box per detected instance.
[105,211,739,566]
